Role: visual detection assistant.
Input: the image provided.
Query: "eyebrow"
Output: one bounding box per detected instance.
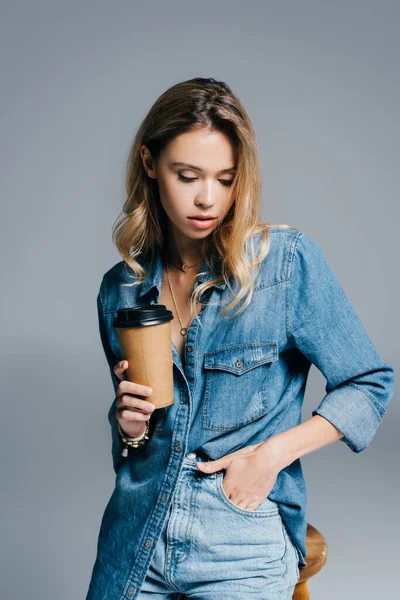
[171,162,237,174]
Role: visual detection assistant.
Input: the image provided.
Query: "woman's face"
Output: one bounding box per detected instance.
[141,128,237,243]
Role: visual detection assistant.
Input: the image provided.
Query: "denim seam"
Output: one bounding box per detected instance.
[346,381,386,416]
[164,500,183,592]
[252,230,300,292]
[204,341,278,355]
[280,519,289,579]
[190,310,201,399]
[253,278,288,292]
[178,475,199,563]
[285,231,302,342]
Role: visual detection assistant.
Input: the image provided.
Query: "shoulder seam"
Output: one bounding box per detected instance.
[268,227,300,234]
[287,230,302,282]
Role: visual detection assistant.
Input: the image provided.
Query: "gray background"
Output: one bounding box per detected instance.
[1,1,398,598]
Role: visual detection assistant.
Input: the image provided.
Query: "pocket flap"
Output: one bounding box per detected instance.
[204,342,278,375]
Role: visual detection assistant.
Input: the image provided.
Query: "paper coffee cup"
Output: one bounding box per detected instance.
[113,305,174,409]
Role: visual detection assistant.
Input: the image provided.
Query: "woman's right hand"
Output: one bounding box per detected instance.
[113,360,155,438]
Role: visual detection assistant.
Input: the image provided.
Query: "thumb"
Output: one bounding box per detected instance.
[196,458,228,472]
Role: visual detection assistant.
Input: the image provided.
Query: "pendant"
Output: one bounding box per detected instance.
[180,327,188,336]
[181,264,189,272]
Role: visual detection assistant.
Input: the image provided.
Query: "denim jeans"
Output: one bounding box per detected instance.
[138,452,300,599]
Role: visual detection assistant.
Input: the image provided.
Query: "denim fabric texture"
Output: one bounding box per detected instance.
[86,227,395,600]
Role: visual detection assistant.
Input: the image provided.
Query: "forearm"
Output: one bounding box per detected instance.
[258,414,344,472]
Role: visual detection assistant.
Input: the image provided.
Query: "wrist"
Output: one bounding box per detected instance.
[256,437,293,473]
[118,419,150,456]
[119,420,147,438]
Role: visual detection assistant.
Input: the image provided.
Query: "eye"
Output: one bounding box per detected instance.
[177,174,234,187]
[178,174,197,183]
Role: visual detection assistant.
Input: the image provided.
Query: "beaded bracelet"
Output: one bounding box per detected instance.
[118,420,150,456]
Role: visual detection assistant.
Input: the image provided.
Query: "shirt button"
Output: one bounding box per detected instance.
[175,442,183,452]
[186,452,196,459]
[187,345,194,352]
[145,538,152,550]
[235,359,243,369]
[161,492,168,503]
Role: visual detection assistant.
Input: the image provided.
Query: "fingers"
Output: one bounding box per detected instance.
[117,377,153,398]
[113,361,153,395]
[114,360,129,381]
[117,395,155,419]
[113,361,155,424]
[116,377,154,422]
[119,406,153,421]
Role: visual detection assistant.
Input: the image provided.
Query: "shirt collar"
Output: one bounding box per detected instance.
[138,248,227,299]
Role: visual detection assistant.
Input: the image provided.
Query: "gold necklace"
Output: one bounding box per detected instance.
[172,259,203,272]
[166,262,194,338]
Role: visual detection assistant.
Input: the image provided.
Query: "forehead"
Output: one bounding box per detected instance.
[164,129,237,172]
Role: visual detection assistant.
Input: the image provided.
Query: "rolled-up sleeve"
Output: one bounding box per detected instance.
[287,232,395,453]
[97,278,126,474]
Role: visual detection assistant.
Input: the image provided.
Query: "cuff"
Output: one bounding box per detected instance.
[311,383,384,453]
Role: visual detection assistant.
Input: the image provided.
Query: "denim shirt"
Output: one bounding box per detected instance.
[86,227,395,600]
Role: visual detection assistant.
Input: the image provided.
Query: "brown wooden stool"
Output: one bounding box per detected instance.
[292,523,327,599]
[180,522,327,600]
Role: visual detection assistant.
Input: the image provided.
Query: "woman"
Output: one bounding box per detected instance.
[86,78,394,599]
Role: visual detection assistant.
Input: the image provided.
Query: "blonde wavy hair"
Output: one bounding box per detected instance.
[112,77,295,320]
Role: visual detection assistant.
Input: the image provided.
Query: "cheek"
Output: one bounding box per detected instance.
[221,195,235,217]
[158,180,189,218]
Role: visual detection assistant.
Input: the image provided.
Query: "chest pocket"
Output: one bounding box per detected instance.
[202,341,278,432]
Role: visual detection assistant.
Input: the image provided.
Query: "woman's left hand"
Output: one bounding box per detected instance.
[195,442,283,511]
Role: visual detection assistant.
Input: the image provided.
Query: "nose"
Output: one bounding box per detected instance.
[195,181,217,209]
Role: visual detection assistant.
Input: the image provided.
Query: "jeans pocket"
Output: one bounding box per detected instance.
[215,471,281,517]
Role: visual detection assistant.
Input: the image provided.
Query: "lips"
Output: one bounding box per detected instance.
[187,217,217,229]
[188,215,216,220]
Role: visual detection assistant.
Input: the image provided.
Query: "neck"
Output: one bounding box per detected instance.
[163,226,210,268]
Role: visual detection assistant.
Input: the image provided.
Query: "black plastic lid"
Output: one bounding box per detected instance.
[112,304,174,328]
